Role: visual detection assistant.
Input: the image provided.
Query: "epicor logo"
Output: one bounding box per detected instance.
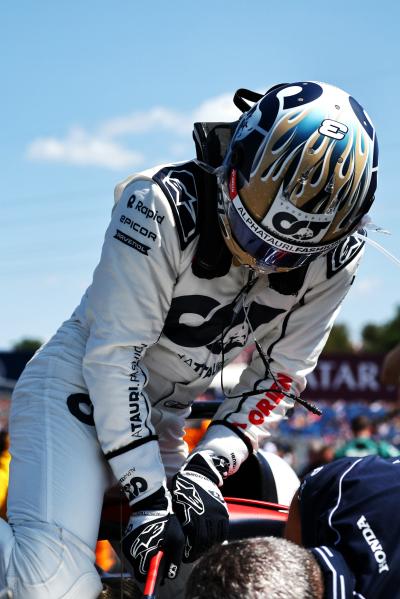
[120,214,157,241]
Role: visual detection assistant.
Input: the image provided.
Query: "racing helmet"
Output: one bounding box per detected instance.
[218,81,379,272]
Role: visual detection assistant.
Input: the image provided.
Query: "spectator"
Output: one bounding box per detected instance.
[335,414,399,458]
[299,439,335,479]
[187,456,400,598]
[185,536,323,599]
[381,343,400,388]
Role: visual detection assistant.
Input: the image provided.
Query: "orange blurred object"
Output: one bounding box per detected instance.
[95,540,117,572]
[0,434,10,520]
[183,419,211,453]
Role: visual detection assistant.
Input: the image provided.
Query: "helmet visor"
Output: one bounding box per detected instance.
[227,201,316,271]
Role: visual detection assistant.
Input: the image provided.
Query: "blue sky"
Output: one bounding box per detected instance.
[1,0,400,349]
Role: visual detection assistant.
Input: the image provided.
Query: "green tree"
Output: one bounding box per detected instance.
[360,305,400,353]
[12,338,43,353]
[322,323,354,354]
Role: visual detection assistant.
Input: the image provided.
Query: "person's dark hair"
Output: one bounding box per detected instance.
[185,536,324,599]
[350,415,371,434]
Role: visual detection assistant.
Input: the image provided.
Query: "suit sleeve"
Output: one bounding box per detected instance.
[81,176,181,503]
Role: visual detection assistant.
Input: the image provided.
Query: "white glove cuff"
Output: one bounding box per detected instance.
[195,424,249,476]
[108,439,167,506]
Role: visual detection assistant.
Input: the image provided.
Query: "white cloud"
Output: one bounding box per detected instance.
[25,91,246,170]
[100,107,193,137]
[26,126,144,170]
[193,93,242,123]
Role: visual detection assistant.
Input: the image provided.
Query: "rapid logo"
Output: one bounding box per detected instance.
[127,194,165,224]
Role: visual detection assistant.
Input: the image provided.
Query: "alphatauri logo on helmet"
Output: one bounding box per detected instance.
[263,194,333,243]
[272,212,331,241]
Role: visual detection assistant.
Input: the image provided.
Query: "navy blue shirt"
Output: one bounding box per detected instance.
[300,456,400,599]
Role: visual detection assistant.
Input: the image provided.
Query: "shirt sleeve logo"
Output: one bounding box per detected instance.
[114,229,151,255]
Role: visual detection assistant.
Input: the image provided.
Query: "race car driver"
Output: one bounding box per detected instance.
[0,81,378,598]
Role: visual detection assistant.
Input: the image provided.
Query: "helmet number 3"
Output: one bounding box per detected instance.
[318,119,348,140]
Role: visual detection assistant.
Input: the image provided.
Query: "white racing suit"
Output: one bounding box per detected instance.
[0,161,364,598]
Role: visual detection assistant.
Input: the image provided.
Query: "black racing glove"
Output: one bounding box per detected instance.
[121,487,185,584]
[171,450,229,562]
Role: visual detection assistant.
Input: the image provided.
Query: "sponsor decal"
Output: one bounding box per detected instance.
[120,468,136,483]
[165,295,284,354]
[212,455,230,479]
[167,564,178,579]
[135,200,165,224]
[229,169,237,199]
[121,475,148,502]
[318,118,348,140]
[272,211,330,241]
[127,194,136,208]
[153,164,199,250]
[127,194,165,224]
[128,388,143,437]
[230,452,237,470]
[173,477,204,526]
[263,193,332,243]
[131,519,168,576]
[177,354,223,378]
[327,234,364,278]
[357,515,389,573]
[233,195,341,254]
[248,373,292,426]
[129,344,147,384]
[114,229,151,255]
[130,344,146,366]
[67,393,95,426]
[120,215,157,241]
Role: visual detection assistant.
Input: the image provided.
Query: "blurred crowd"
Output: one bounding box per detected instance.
[185,394,400,478]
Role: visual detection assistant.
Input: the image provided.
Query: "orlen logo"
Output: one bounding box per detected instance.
[248,373,292,426]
